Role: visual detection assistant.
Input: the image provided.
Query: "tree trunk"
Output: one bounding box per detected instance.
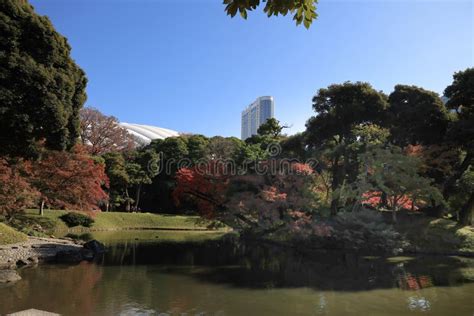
[134,184,142,211]
[392,198,399,223]
[125,188,131,212]
[443,152,472,199]
[39,200,45,216]
[459,192,474,226]
[381,192,388,208]
[330,155,341,216]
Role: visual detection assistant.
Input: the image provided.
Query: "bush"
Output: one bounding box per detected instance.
[331,209,407,253]
[60,212,94,228]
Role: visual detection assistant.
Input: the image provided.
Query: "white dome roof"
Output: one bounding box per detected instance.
[119,123,179,145]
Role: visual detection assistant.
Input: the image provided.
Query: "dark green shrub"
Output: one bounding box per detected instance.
[332,209,407,253]
[60,212,94,228]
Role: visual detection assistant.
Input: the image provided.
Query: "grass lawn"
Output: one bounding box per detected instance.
[395,214,474,254]
[22,209,229,234]
[0,223,28,245]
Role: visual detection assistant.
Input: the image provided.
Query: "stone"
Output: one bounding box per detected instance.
[55,250,83,264]
[0,269,21,283]
[83,240,105,254]
[39,245,56,249]
[27,256,39,264]
[16,259,29,267]
[79,248,95,261]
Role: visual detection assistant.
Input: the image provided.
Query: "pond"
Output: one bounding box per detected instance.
[1,231,474,315]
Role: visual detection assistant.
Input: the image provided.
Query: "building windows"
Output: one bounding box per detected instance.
[241,96,274,140]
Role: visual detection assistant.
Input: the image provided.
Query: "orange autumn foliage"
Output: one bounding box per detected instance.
[32,145,109,212]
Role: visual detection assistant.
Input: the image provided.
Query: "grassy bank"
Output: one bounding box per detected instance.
[395,215,474,255]
[20,209,229,235]
[0,223,28,245]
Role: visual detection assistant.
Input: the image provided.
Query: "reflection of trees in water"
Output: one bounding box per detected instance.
[102,238,474,292]
[1,263,103,315]
[1,239,473,315]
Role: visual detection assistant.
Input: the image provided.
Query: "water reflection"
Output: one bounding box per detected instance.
[1,233,473,316]
[100,237,474,292]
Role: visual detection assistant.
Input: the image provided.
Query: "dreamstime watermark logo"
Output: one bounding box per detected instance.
[147,142,319,176]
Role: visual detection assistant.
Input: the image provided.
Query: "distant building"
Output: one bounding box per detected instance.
[241,96,274,140]
[119,123,179,146]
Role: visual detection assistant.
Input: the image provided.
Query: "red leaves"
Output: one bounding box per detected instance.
[1,145,109,215]
[32,145,109,212]
[0,158,39,218]
[291,162,314,175]
[173,163,229,218]
[173,161,319,233]
[362,191,421,211]
[261,186,287,202]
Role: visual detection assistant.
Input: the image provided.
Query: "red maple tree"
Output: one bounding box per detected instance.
[0,158,39,219]
[173,161,230,218]
[173,160,325,235]
[32,145,109,213]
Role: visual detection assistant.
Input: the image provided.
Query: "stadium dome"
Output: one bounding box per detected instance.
[119,123,179,145]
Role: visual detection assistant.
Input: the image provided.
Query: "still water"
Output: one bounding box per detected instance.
[1,231,474,315]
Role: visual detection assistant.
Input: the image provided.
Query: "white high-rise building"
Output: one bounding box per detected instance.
[241,96,274,140]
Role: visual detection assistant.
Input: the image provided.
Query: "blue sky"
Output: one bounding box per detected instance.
[30,0,473,137]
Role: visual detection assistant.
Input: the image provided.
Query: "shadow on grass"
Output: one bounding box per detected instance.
[8,213,57,237]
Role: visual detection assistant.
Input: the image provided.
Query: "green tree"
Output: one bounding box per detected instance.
[102,152,130,211]
[444,68,474,225]
[257,118,287,138]
[280,133,307,160]
[149,137,189,172]
[388,85,449,146]
[205,136,243,160]
[184,134,209,164]
[348,146,443,222]
[127,150,160,211]
[224,0,318,28]
[0,0,87,157]
[305,82,389,215]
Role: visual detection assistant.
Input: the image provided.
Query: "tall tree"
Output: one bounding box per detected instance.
[257,118,287,138]
[0,159,39,220]
[102,152,130,211]
[351,146,443,222]
[80,107,136,155]
[183,134,209,164]
[128,149,160,211]
[205,136,243,160]
[388,85,449,146]
[0,0,87,157]
[305,82,389,215]
[444,68,474,225]
[32,146,109,214]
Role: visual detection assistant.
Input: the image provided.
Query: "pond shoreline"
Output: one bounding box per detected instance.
[60,226,225,233]
[0,237,83,270]
[0,236,108,285]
